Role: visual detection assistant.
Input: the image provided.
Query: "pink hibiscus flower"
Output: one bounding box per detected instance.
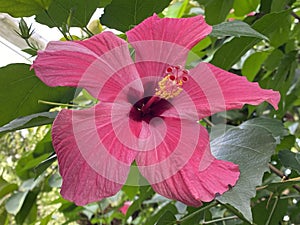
[32,14,280,206]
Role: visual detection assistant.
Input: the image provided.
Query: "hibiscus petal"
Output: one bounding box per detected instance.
[32,31,143,101]
[167,62,280,119]
[135,118,239,206]
[126,14,211,78]
[52,103,137,205]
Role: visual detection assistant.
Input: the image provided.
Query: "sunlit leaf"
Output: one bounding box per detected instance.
[0,0,51,17]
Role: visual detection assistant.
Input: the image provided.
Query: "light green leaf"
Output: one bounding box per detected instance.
[211,125,276,222]
[0,64,74,127]
[279,150,300,174]
[0,0,51,17]
[205,0,234,25]
[0,112,57,135]
[164,0,189,18]
[233,0,260,16]
[36,0,99,27]
[0,177,18,199]
[5,192,28,215]
[242,52,269,81]
[211,21,268,40]
[100,0,172,32]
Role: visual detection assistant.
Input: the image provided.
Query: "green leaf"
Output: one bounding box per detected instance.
[242,52,269,81]
[211,125,276,222]
[164,0,189,18]
[15,190,39,225]
[99,0,112,8]
[239,117,287,139]
[144,203,177,225]
[211,10,291,70]
[16,131,54,180]
[48,173,62,188]
[36,0,99,28]
[264,48,284,71]
[0,206,9,225]
[279,150,300,174]
[210,21,268,40]
[126,186,154,219]
[0,112,57,135]
[204,0,234,25]
[156,210,177,225]
[263,179,300,193]
[34,153,57,178]
[252,197,288,225]
[0,64,74,127]
[0,177,18,199]
[100,0,172,32]
[0,0,51,17]
[233,0,260,17]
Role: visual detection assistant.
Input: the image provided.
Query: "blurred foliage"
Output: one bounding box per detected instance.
[0,0,300,224]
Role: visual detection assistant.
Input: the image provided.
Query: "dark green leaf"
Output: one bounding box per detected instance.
[15,190,39,225]
[210,21,268,40]
[279,150,300,174]
[211,125,276,222]
[156,210,177,225]
[204,0,234,25]
[263,179,300,193]
[252,197,288,225]
[211,10,291,70]
[126,186,154,219]
[0,112,57,135]
[0,0,51,17]
[36,0,100,27]
[100,0,172,32]
[34,153,57,178]
[0,64,75,127]
[144,203,177,225]
[264,48,284,71]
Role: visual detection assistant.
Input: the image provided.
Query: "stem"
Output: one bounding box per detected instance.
[178,202,218,223]
[265,196,279,225]
[268,163,300,192]
[203,117,215,127]
[203,216,238,224]
[221,203,250,224]
[38,100,84,108]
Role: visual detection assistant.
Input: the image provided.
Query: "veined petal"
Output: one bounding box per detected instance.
[135,118,239,206]
[127,15,211,78]
[170,62,280,119]
[52,103,137,205]
[32,32,143,101]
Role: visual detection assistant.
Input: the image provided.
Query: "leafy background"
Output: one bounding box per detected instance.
[0,0,300,224]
